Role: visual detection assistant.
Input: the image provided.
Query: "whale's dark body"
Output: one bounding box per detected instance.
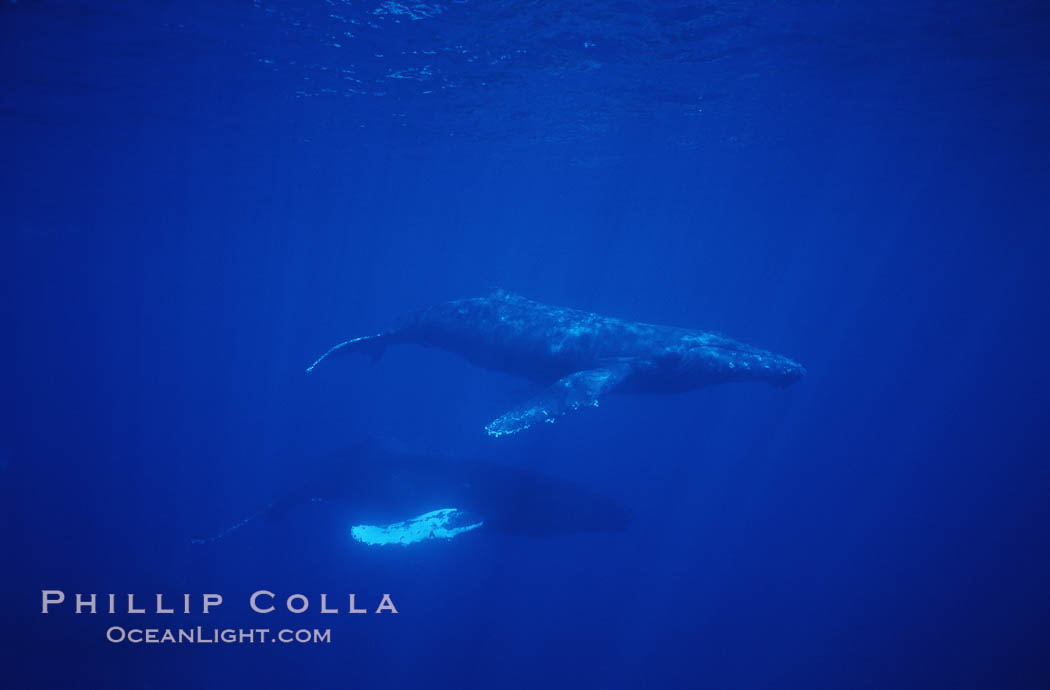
[309,290,805,436]
[193,441,631,545]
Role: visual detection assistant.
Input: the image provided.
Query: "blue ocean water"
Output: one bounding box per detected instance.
[4,0,1049,688]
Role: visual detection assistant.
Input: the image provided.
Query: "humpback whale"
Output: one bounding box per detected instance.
[193,440,631,546]
[308,290,805,436]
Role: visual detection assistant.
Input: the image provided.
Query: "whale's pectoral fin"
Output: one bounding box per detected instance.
[485,364,634,437]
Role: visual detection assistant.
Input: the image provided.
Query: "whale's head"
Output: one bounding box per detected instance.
[760,354,807,388]
[673,339,806,389]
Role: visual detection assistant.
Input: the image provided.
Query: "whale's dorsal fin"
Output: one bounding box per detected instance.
[487,287,522,302]
[484,363,635,437]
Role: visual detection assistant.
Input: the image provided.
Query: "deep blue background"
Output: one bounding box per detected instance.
[4,1,1049,688]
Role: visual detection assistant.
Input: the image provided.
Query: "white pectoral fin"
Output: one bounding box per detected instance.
[350,508,483,547]
[485,364,633,437]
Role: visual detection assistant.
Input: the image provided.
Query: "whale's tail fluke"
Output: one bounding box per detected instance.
[189,505,268,545]
[189,500,283,545]
[306,333,387,373]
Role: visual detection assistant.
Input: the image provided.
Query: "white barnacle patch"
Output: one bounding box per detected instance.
[350,509,483,547]
[487,425,518,437]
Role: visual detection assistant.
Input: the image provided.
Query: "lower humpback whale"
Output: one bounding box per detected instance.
[193,440,631,546]
[308,290,806,436]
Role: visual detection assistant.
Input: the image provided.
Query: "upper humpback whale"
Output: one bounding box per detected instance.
[308,290,805,436]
